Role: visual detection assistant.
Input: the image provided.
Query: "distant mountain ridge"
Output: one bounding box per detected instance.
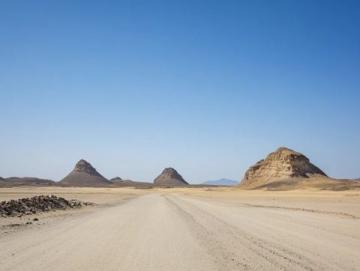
[1,154,359,190]
[0,177,55,187]
[203,178,238,186]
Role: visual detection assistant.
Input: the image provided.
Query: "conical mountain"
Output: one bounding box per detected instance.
[240,147,327,189]
[59,159,111,187]
[153,168,189,186]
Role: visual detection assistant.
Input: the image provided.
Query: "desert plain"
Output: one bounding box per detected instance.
[1,186,360,271]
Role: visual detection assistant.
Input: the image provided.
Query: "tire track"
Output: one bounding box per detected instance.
[164,195,252,271]
[166,195,325,271]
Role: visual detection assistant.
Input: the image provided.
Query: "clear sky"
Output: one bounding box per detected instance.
[1,0,359,183]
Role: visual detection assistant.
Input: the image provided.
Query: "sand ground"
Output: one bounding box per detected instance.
[0,187,360,271]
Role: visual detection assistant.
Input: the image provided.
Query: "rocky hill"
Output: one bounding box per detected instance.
[59,159,111,187]
[240,147,328,189]
[110,177,123,182]
[153,168,189,186]
[109,177,152,188]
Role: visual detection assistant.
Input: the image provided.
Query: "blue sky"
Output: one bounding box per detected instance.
[1,0,359,183]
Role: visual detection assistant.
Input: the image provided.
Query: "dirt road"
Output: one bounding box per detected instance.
[0,193,359,271]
